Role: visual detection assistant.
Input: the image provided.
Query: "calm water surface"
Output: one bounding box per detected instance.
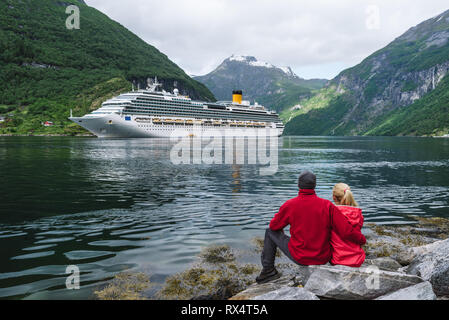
[0,136,448,299]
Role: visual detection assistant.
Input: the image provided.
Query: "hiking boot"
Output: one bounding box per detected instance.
[256,267,281,284]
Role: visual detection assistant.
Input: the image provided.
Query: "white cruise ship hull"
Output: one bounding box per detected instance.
[70,114,284,138]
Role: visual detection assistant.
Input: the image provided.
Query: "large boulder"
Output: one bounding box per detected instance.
[304,264,423,300]
[406,238,449,295]
[252,286,319,300]
[375,282,436,300]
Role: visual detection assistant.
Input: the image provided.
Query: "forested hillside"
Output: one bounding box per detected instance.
[0,0,215,135]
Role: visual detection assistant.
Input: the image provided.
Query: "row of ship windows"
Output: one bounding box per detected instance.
[133,102,270,116]
[126,110,276,121]
[125,107,277,119]
[134,117,275,123]
[136,99,198,107]
[133,104,201,112]
[136,125,266,130]
[137,125,239,127]
[137,125,225,129]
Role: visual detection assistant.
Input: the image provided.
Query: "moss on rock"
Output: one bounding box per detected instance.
[94,272,151,300]
[157,244,261,300]
[363,216,449,264]
[198,244,236,264]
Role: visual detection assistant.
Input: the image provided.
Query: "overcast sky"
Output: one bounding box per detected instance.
[85,0,448,80]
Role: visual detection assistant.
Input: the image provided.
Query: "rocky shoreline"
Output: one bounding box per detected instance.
[230,216,449,300]
[95,216,449,300]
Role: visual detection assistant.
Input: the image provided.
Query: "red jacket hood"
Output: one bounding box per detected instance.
[337,206,363,228]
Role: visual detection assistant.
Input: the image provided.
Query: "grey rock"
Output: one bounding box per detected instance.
[375,281,436,300]
[230,276,294,300]
[398,266,409,274]
[380,234,442,266]
[363,257,402,271]
[410,238,449,256]
[412,227,441,234]
[304,264,423,300]
[425,31,449,48]
[406,238,449,295]
[273,264,313,286]
[252,286,319,300]
[230,265,313,300]
[364,234,409,262]
[290,265,313,285]
[395,247,416,266]
[191,286,235,300]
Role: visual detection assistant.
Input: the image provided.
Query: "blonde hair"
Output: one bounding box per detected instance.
[333,183,358,207]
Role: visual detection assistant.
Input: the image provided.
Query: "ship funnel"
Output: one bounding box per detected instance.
[232,90,243,104]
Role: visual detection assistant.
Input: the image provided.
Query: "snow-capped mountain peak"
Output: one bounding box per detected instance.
[194,55,327,112]
[228,55,252,62]
[279,66,298,78]
[227,55,297,77]
[228,55,274,68]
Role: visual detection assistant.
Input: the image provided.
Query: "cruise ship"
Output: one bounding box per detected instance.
[69,78,284,138]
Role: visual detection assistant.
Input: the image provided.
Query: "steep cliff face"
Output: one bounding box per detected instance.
[194,55,326,112]
[285,9,449,136]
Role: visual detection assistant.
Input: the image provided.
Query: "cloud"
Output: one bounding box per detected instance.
[85,0,449,79]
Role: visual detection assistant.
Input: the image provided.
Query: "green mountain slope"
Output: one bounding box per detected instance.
[194,55,327,112]
[0,0,215,135]
[284,9,449,137]
[366,74,449,136]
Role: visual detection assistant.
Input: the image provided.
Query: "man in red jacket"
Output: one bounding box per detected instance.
[256,171,366,284]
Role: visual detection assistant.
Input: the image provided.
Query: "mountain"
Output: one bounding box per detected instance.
[194,55,327,112]
[284,9,449,137]
[0,0,215,135]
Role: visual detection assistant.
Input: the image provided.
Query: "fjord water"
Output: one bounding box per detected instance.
[0,136,448,299]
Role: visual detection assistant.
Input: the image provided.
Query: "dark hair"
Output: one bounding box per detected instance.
[298,170,316,189]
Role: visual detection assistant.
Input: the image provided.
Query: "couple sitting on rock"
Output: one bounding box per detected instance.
[256,170,367,284]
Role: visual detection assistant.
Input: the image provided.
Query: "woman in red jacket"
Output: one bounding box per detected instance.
[330,183,366,267]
